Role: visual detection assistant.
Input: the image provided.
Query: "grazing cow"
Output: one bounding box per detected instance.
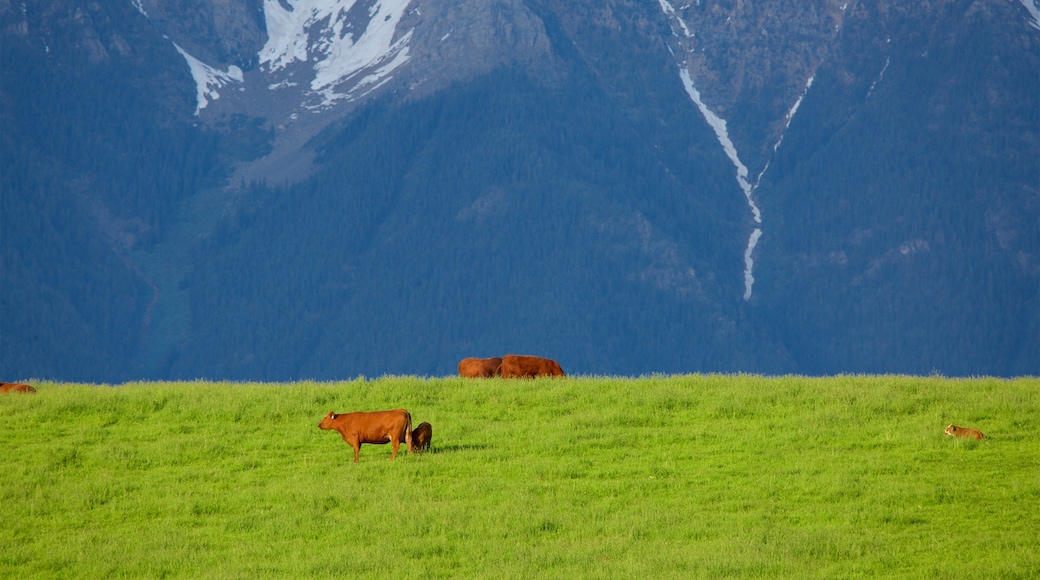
[0,382,36,394]
[458,357,503,378]
[319,409,413,463]
[499,354,565,378]
[944,424,985,440]
[412,422,433,453]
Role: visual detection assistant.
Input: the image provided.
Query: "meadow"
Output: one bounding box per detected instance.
[1,375,1037,578]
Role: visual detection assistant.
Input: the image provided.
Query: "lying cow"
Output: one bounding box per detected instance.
[499,354,565,378]
[0,382,36,394]
[319,409,413,463]
[944,424,985,440]
[458,357,503,378]
[412,422,433,453]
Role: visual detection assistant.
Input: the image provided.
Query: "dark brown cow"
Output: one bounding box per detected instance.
[944,424,985,440]
[0,382,36,394]
[499,354,565,378]
[458,357,503,378]
[412,422,432,453]
[319,409,413,463]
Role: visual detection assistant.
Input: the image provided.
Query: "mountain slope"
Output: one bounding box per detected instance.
[2,0,1036,380]
[0,0,224,381]
[175,65,776,378]
[752,0,1039,375]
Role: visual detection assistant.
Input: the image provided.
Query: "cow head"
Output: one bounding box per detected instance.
[318,411,337,430]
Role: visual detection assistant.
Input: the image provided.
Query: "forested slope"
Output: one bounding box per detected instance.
[176,68,780,378]
[2,0,1036,380]
[754,0,1039,376]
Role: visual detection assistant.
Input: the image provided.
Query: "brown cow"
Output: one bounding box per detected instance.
[499,354,565,378]
[944,424,985,440]
[319,409,413,463]
[412,422,432,453]
[458,357,503,378]
[0,382,36,394]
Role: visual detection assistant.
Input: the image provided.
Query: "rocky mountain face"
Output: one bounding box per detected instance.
[2,0,1037,380]
[658,0,848,173]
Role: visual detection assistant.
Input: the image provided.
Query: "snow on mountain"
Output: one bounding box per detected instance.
[679,66,763,301]
[774,74,815,153]
[655,1,834,301]
[259,0,414,108]
[1018,0,1040,30]
[661,0,765,301]
[743,228,763,301]
[657,0,692,38]
[174,44,244,114]
[677,68,759,223]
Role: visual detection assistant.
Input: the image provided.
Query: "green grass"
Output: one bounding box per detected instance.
[1,375,1038,578]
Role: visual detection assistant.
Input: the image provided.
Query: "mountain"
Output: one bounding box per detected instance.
[2,0,1037,381]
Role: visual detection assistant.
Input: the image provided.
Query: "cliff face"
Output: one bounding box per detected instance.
[134,0,267,69]
[655,0,847,175]
[3,0,1037,380]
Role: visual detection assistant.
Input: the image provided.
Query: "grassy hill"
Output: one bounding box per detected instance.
[2,375,1037,577]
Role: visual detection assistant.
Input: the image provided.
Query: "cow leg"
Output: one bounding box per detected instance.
[351,442,361,463]
[389,438,400,461]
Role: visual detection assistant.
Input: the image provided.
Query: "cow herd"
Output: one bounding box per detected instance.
[457,354,565,379]
[1,369,990,464]
[317,354,564,462]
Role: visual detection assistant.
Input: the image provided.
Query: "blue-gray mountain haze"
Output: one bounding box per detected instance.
[2,0,1037,380]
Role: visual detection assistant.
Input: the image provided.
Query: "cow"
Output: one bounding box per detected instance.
[499,354,565,378]
[0,382,36,394]
[318,409,413,463]
[412,422,433,453]
[944,424,985,440]
[458,357,503,378]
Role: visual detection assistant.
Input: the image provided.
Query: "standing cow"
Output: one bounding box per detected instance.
[0,382,36,394]
[498,355,565,378]
[319,409,413,463]
[458,357,503,378]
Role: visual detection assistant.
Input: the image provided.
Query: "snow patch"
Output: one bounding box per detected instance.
[657,0,822,301]
[131,0,148,17]
[743,228,762,301]
[785,74,814,126]
[679,67,765,300]
[268,79,299,90]
[658,0,767,301]
[259,0,414,107]
[774,74,815,151]
[678,68,759,223]
[657,0,693,38]
[867,58,888,96]
[174,44,243,114]
[1017,0,1040,30]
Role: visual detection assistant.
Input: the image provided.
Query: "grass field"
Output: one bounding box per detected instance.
[1,375,1038,578]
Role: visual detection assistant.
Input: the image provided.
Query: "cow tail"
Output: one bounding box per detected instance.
[405,411,414,453]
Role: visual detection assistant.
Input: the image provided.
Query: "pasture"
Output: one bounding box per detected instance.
[1,375,1037,578]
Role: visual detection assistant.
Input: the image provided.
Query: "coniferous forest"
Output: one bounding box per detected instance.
[2,0,1037,381]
